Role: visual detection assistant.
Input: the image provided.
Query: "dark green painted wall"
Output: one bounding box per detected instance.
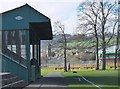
[1,4,49,30]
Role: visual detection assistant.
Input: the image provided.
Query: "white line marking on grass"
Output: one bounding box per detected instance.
[79,75,101,89]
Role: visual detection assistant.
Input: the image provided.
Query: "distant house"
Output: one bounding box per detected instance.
[0,4,53,87]
[98,45,120,64]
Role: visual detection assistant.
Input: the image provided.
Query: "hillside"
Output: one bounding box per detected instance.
[41,34,118,64]
[67,37,117,49]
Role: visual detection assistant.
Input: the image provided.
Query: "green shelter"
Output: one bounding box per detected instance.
[0,4,53,84]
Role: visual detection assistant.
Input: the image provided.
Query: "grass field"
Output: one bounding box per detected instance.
[41,68,119,89]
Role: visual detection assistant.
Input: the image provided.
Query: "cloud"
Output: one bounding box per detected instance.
[62,12,78,34]
[0,0,85,34]
[28,2,79,21]
[27,2,80,35]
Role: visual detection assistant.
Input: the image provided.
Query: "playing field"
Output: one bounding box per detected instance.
[41,68,119,89]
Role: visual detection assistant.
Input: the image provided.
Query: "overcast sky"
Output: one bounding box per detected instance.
[0,0,117,34]
[0,0,87,34]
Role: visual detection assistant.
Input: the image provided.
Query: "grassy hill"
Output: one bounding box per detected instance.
[67,37,116,49]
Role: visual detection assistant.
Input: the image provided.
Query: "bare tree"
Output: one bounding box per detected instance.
[114,1,120,70]
[78,1,118,70]
[78,2,100,70]
[98,1,117,70]
[54,21,67,72]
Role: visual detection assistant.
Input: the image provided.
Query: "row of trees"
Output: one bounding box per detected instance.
[53,1,119,72]
[77,1,119,70]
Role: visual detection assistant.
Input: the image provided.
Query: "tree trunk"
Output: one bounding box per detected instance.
[114,26,119,70]
[64,47,67,72]
[94,22,99,70]
[101,18,106,70]
[114,41,118,70]
[114,49,117,70]
[96,37,99,70]
[102,41,106,70]
[101,1,106,70]
[64,34,67,72]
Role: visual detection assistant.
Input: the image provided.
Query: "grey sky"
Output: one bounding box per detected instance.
[1,0,117,34]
